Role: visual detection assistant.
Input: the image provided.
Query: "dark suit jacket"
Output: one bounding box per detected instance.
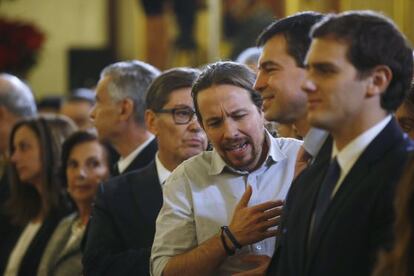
[112,139,157,176]
[272,119,414,276]
[0,210,66,276]
[82,161,163,276]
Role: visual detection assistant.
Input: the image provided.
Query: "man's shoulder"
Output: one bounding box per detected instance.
[271,136,303,154]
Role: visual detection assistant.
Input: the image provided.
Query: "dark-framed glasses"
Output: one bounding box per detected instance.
[156,107,196,125]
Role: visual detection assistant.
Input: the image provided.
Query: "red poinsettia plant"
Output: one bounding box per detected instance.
[0,18,45,77]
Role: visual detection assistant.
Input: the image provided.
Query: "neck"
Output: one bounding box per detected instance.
[332,110,388,151]
[158,151,180,172]
[76,202,92,225]
[250,133,269,172]
[114,125,152,158]
[294,116,311,138]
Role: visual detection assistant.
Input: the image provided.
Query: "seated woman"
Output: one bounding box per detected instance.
[0,115,76,276]
[37,131,111,276]
[372,154,414,276]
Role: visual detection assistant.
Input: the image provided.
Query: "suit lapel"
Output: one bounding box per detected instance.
[130,161,163,223]
[124,139,157,174]
[305,119,409,270]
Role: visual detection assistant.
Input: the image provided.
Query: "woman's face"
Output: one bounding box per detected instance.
[11,125,42,186]
[66,140,109,205]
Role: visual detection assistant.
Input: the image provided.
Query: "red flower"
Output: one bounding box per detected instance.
[0,18,45,77]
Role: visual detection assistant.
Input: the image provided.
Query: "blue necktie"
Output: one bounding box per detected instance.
[312,158,340,236]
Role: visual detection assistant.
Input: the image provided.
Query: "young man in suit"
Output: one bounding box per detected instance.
[90,60,160,176]
[82,68,208,276]
[273,11,414,276]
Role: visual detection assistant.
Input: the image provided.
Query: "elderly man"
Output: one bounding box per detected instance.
[0,73,37,272]
[60,88,95,130]
[83,68,207,276]
[151,61,302,275]
[273,11,414,276]
[90,60,160,176]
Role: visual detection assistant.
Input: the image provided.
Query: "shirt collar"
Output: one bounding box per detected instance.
[208,130,287,175]
[302,128,329,158]
[117,135,155,174]
[155,152,172,185]
[332,115,392,174]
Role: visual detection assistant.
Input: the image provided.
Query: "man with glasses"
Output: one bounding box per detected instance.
[150,62,302,275]
[83,68,208,276]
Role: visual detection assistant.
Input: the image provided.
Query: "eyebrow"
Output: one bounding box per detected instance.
[258,60,282,70]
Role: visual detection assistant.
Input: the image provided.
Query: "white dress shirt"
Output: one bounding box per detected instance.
[331,115,392,196]
[155,152,172,186]
[150,131,302,276]
[117,135,155,174]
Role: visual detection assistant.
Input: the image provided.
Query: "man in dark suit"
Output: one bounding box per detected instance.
[271,11,414,276]
[90,60,160,176]
[83,68,208,276]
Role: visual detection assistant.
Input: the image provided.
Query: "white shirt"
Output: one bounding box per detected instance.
[303,128,329,159]
[150,131,302,276]
[117,135,155,174]
[5,222,41,276]
[331,115,392,196]
[155,152,172,186]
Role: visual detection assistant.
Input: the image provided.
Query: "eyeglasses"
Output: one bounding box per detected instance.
[156,107,196,125]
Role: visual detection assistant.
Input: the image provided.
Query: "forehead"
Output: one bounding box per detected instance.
[260,34,292,62]
[14,125,37,141]
[164,87,193,107]
[95,76,112,98]
[197,84,254,114]
[306,37,351,66]
[70,141,103,157]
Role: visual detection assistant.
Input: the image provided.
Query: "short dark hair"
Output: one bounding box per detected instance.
[191,61,262,123]
[145,67,200,111]
[257,11,324,67]
[6,114,76,225]
[311,10,413,112]
[61,130,112,187]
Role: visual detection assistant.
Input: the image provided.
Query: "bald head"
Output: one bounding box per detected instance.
[0,73,37,154]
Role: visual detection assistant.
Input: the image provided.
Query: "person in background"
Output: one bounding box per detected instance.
[0,115,76,276]
[396,81,414,139]
[83,68,207,276]
[37,131,111,276]
[60,88,95,130]
[90,60,160,176]
[372,154,414,276]
[0,73,37,244]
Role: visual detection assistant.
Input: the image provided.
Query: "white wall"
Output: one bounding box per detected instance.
[0,0,108,98]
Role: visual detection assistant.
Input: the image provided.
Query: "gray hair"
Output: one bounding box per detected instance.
[0,73,37,117]
[100,60,160,124]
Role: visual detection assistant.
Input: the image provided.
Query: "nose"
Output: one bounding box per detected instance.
[89,105,96,120]
[301,77,317,95]
[10,149,19,163]
[253,71,267,93]
[187,116,202,132]
[75,166,87,179]
[222,119,239,139]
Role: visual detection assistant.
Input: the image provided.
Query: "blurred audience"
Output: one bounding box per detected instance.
[396,81,414,139]
[372,154,414,276]
[60,88,95,130]
[0,115,76,275]
[37,131,111,276]
[90,60,160,176]
[37,96,63,114]
[83,67,207,276]
[236,47,262,74]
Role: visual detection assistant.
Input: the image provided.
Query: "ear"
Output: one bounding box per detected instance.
[145,109,158,135]
[118,98,134,121]
[366,65,393,98]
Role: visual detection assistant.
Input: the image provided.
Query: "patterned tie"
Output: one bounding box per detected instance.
[293,146,313,179]
[311,157,341,239]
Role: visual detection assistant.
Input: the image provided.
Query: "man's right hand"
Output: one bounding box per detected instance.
[228,185,283,246]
